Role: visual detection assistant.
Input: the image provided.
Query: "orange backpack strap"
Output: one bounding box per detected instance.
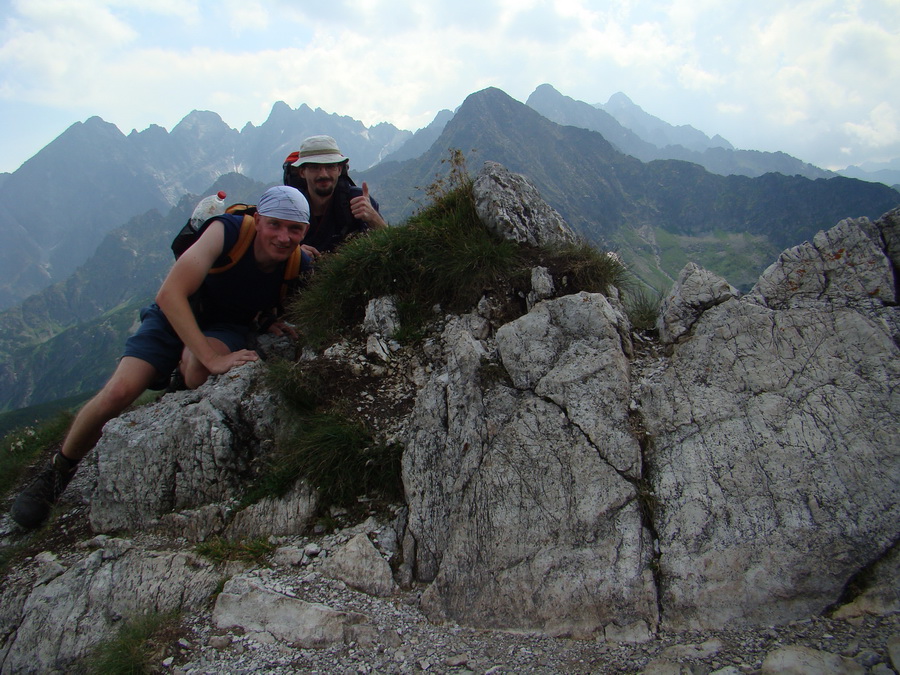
[225,203,254,215]
[280,247,303,300]
[210,214,256,274]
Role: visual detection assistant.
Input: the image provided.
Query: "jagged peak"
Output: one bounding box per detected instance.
[530,82,560,96]
[170,110,234,140]
[263,100,296,125]
[58,116,126,141]
[126,123,168,139]
[605,91,634,107]
[83,115,112,127]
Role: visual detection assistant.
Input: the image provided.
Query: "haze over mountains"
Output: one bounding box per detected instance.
[1,83,897,312]
[1,84,898,413]
[527,84,835,180]
[0,105,411,311]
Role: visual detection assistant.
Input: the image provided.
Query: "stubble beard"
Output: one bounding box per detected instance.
[312,179,336,199]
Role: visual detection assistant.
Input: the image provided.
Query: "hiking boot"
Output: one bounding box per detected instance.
[10,452,79,530]
[166,369,186,393]
[148,370,172,391]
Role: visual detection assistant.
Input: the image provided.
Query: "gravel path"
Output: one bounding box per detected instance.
[2,489,898,674]
[169,529,899,675]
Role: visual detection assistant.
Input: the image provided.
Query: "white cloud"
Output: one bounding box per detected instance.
[716,102,745,115]
[0,0,898,172]
[224,0,270,33]
[844,103,900,148]
[676,64,721,91]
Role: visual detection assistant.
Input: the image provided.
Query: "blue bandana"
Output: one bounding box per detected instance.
[257,186,310,223]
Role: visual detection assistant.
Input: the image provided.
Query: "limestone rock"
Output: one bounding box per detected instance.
[89,361,281,533]
[405,204,899,635]
[405,297,656,636]
[272,546,306,567]
[526,265,555,309]
[760,645,866,675]
[605,620,653,643]
[155,504,231,543]
[497,291,640,476]
[320,533,397,597]
[366,333,391,363]
[638,210,900,630]
[225,479,318,541]
[402,313,493,582]
[472,161,579,247]
[748,213,896,309]
[831,543,900,619]
[0,542,219,673]
[212,573,368,648]
[363,296,400,336]
[657,262,740,344]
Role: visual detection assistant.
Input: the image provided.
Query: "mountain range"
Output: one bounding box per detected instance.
[0,104,410,311]
[528,84,835,180]
[1,84,898,413]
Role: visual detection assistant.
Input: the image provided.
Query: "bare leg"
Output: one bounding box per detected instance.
[60,356,160,462]
[180,337,231,390]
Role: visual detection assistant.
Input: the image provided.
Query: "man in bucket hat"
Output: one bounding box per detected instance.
[9,185,311,531]
[283,135,386,259]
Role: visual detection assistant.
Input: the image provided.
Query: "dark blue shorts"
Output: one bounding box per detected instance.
[122,304,250,376]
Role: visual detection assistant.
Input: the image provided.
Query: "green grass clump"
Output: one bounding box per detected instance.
[626,287,664,332]
[0,413,72,498]
[264,358,326,414]
[84,610,181,675]
[250,359,404,511]
[244,406,403,510]
[287,179,523,348]
[278,412,401,507]
[193,537,276,564]
[540,244,631,297]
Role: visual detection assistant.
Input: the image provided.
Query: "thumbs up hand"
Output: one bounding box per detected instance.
[350,181,387,229]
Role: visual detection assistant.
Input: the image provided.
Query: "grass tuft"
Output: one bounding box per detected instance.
[194,537,275,564]
[286,151,523,348]
[84,610,181,675]
[540,244,631,297]
[278,412,402,507]
[625,286,664,332]
[243,406,403,510]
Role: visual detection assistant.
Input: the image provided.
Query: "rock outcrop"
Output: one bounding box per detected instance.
[405,294,656,638]
[642,210,899,630]
[473,161,580,247]
[212,573,368,648]
[1,161,897,671]
[1,537,220,673]
[88,359,317,537]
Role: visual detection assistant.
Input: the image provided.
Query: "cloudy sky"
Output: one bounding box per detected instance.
[1,0,897,175]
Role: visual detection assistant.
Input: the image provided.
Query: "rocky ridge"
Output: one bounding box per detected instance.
[1,162,898,674]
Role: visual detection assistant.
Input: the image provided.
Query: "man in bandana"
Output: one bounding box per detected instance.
[10,185,311,530]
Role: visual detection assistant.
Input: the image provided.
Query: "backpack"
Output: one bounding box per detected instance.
[171,203,304,301]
